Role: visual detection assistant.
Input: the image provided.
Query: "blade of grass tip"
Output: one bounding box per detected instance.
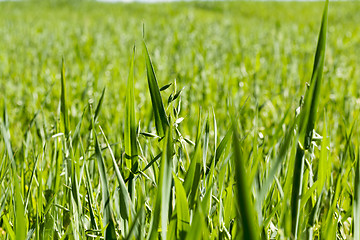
[143,41,169,137]
[212,127,232,169]
[60,57,69,137]
[354,148,360,240]
[299,0,328,149]
[231,115,259,240]
[94,87,106,122]
[90,106,116,239]
[125,46,139,200]
[147,125,173,240]
[3,100,9,131]
[291,1,328,238]
[202,114,210,181]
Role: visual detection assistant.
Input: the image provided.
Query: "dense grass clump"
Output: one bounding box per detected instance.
[1,0,360,239]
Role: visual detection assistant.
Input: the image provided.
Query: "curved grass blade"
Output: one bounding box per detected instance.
[90,107,117,240]
[98,125,135,222]
[143,41,169,137]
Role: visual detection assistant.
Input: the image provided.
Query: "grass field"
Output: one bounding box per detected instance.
[1,0,360,239]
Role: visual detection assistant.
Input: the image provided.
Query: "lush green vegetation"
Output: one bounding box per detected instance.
[1,0,360,239]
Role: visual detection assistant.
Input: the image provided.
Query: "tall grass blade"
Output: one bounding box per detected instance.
[291,145,305,239]
[148,125,173,240]
[60,57,69,137]
[143,42,169,137]
[299,0,328,149]
[306,187,324,240]
[173,173,190,238]
[15,172,26,240]
[232,116,259,240]
[94,87,106,122]
[354,148,360,240]
[98,125,135,221]
[125,46,139,199]
[291,1,328,238]
[214,128,232,167]
[91,107,117,239]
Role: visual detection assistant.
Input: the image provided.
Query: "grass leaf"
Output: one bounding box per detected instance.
[232,116,259,240]
[143,41,169,137]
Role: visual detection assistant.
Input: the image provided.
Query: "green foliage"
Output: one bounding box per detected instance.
[1,1,360,239]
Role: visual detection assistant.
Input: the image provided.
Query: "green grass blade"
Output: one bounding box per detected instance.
[184,109,202,195]
[24,156,39,213]
[0,121,16,173]
[291,144,305,239]
[2,214,15,240]
[173,173,190,238]
[354,148,360,240]
[91,107,117,240]
[299,0,328,149]
[71,107,86,154]
[125,46,139,199]
[148,125,173,240]
[232,116,259,240]
[15,173,26,240]
[60,57,69,137]
[143,41,169,137]
[214,128,232,167]
[84,164,99,230]
[98,125,135,221]
[124,206,145,240]
[317,111,329,194]
[185,203,208,240]
[291,1,328,238]
[94,87,106,122]
[306,187,324,240]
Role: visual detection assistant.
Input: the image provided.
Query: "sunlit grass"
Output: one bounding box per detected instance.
[1,0,360,239]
